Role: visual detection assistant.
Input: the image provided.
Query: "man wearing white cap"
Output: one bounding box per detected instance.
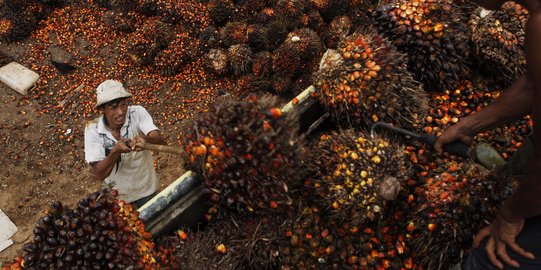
[84,80,166,207]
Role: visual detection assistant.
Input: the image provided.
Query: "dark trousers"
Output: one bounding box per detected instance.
[463,215,541,270]
[132,192,156,209]
[465,136,541,269]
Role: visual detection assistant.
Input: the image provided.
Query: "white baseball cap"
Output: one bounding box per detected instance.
[95,80,132,108]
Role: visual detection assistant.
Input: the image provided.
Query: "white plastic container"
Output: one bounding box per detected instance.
[0,62,40,95]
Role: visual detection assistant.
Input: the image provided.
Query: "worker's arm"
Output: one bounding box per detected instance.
[500,10,541,221]
[435,75,534,153]
[472,11,541,269]
[90,139,132,181]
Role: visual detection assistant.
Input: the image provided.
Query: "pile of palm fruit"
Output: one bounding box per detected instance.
[1,0,535,269]
[469,1,528,86]
[2,189,175,269]
[181,95,303,216]
[312,30,427,129]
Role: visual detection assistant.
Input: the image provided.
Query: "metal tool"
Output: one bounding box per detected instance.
[370,122,507,170]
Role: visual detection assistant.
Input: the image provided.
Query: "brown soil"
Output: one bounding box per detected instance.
[0,81,185,264]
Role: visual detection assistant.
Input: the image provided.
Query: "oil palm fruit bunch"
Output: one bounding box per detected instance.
[220,21,248,47]
[176,214,289,270]
[305,131,410,225]
[280,28,324,74]
[207,0,234,25]
[280,205,342,269]
[181,95,303,215]
[469,2,528,86]
[127,18,174,66]
[409,163,515,269]
[204,48,229,75]
[228,44,255,76]
[95,0,137,12]
[153,29,203,76]
[323,15,352,49]
[0,5,37,43]
[313,30,427,130]
[308,0,349,21]
[3,189,174,269]
[103,10,137,33]
[373,0,472,92]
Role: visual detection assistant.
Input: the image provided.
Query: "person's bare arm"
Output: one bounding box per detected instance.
[500,10,541,221]
[90,139,131,181]
[435,75,534,153]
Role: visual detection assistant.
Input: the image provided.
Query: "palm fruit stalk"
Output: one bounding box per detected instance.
[408,162,515,269]
[305,131,410,226]
[469,2,528,86]
[181,95,303,216]
[2,189,175,269]
[313,30,427,130]
[373,0,472,92]
[127,18,174,66]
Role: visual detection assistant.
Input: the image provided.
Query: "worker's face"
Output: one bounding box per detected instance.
[100,98,128,127]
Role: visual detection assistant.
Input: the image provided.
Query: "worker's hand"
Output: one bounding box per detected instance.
[131,136,146,151]
[434,123,474,156]
[473,214,534,269]
[113,139,132,154]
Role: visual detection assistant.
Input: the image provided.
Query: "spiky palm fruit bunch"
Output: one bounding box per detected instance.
[220,21,248,47]
[308,0,349,21]
[271,73,294,95]
[280,205,342,269]
[228,44,255,76]
[262,17,296,51]
[252,51,273,78]
[469,2,528,85]
[127,18,174,66]
[409,163,515,269]
[313,31,427,130]
[373,0,472,92]
[2,190,174,270]
[153,30,203,76]
[272,45,303,77]
[200,25,221,50]
[0,7,36,43]
[204,48,229,75]
[135,0,158,16]
[175,214,290,270]
[275,0,308,19]
[181,95,302,215]
[235,75,273,97]
[96,0,137,12]
[247,24,266,51]
[324,15,352,49]
[207,0,234,25]
[347,0,379,26]
[306,131,410,225]
[283,28,324,72]
[103,10,136,33]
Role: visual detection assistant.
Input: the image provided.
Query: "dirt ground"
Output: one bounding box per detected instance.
[0,81,185,264]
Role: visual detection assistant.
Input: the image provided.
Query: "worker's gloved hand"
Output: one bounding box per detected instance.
[434,123,475,156]
[113,139,132,154]
[131,136,146,152]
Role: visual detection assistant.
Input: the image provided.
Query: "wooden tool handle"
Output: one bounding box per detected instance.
[136,142,183,156]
